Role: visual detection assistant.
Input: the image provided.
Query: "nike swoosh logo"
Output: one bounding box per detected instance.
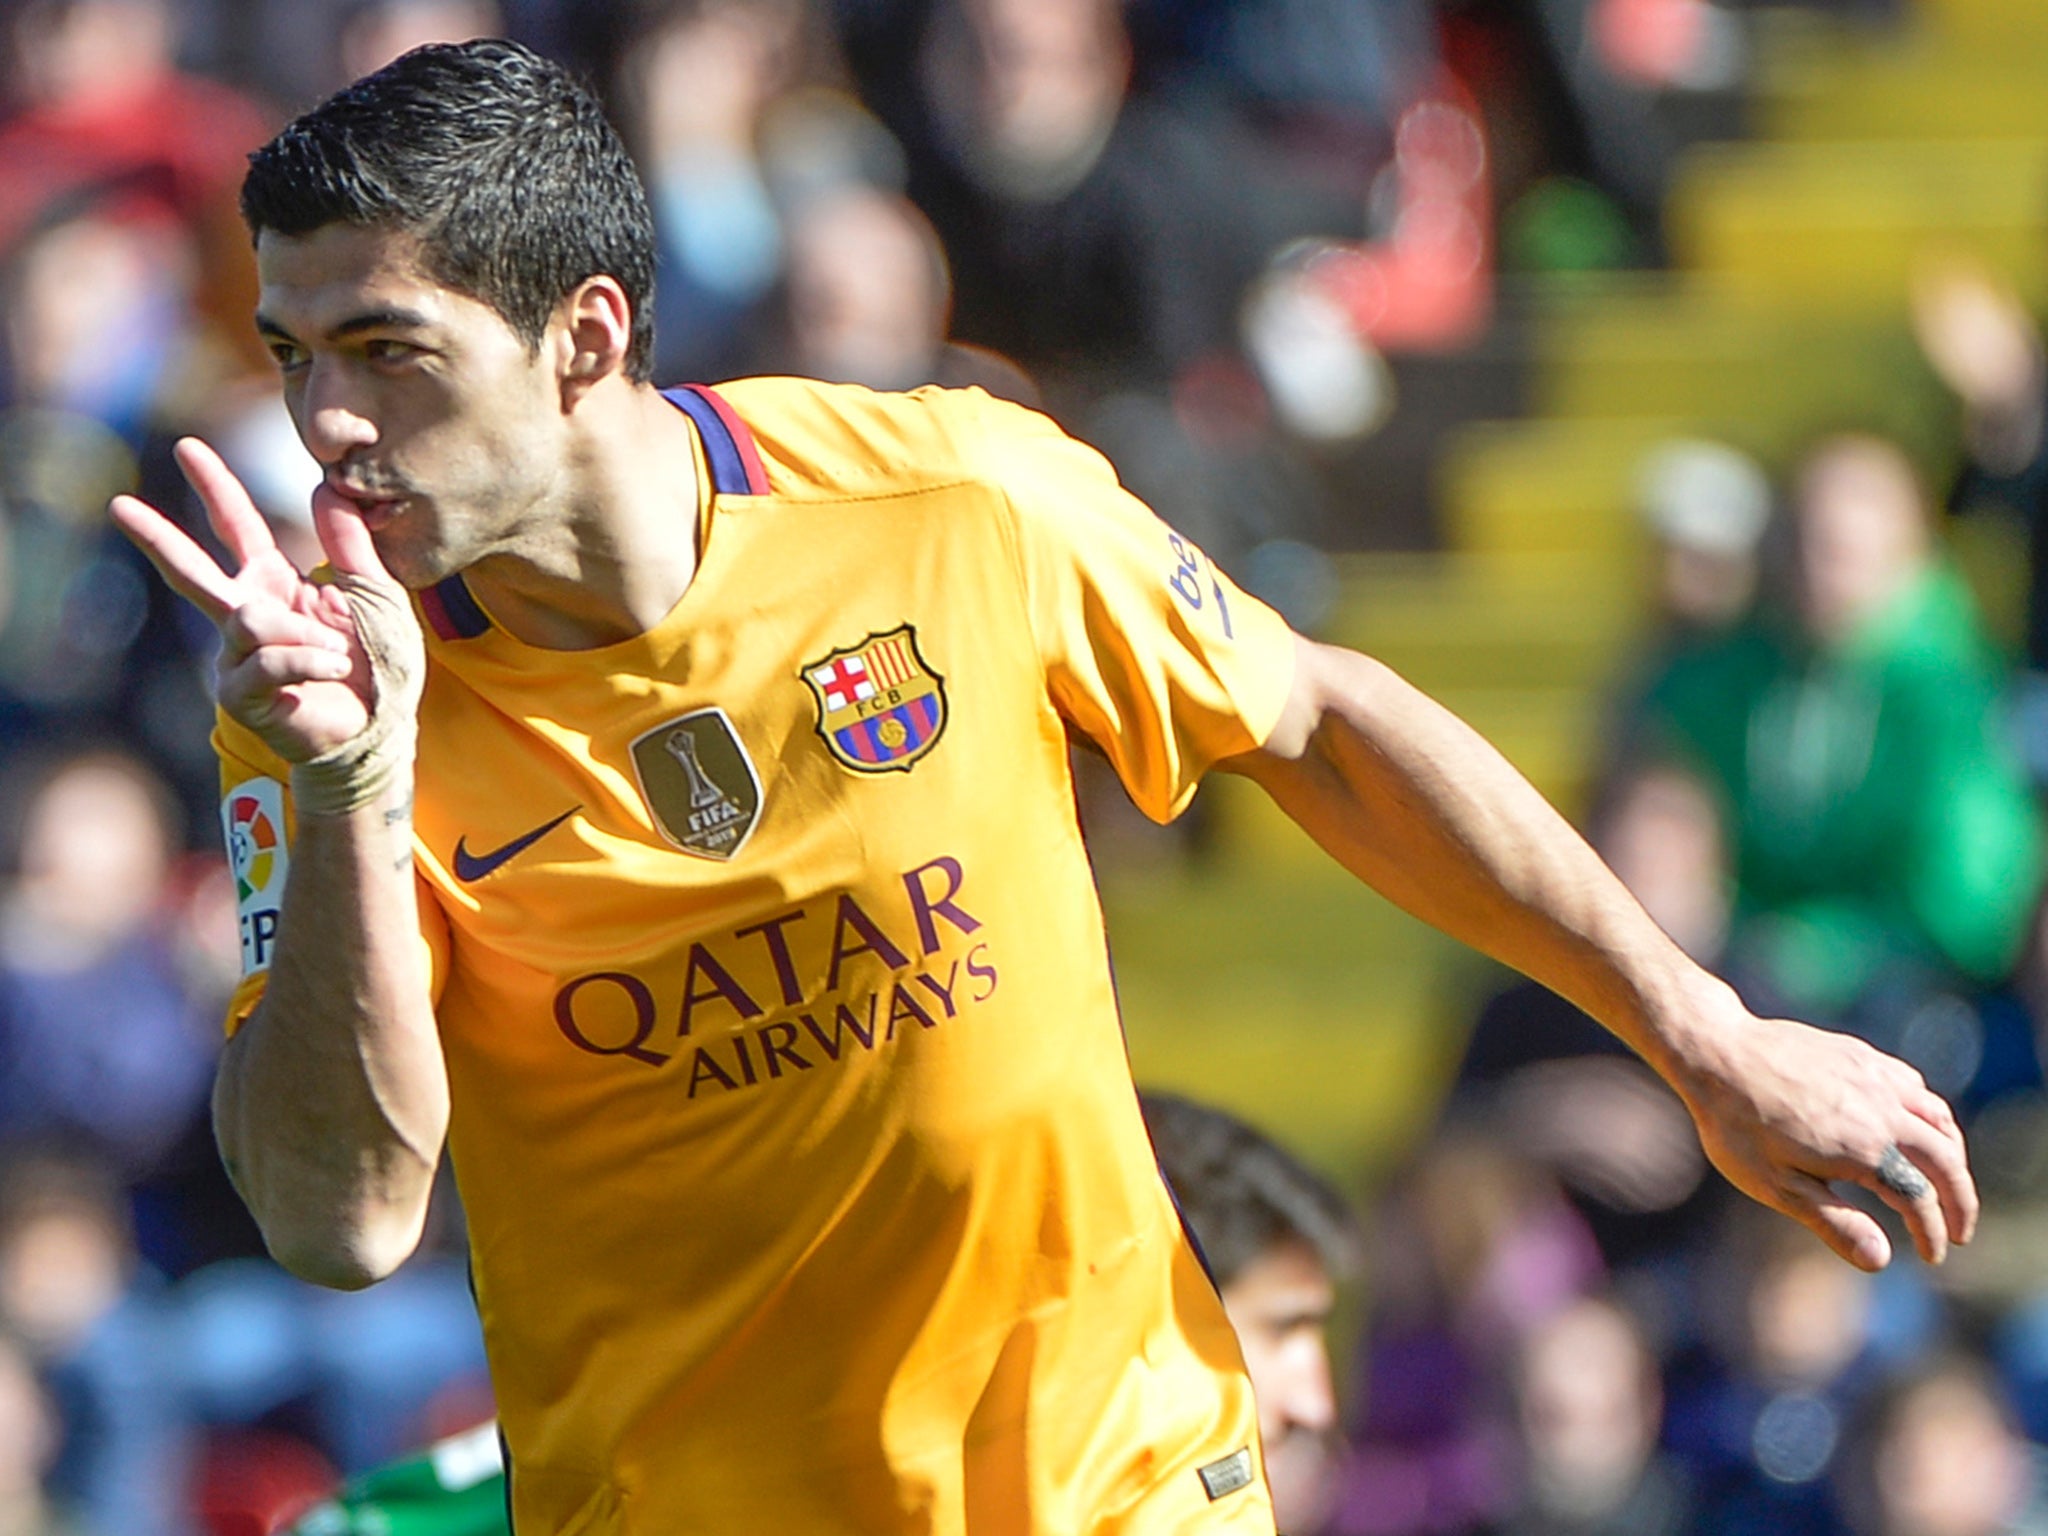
[453,806,580,883]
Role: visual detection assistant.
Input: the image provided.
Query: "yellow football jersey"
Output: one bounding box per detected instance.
[216,379,1297,1534]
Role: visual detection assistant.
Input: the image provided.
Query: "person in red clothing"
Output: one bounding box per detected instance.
[0,0,273,363]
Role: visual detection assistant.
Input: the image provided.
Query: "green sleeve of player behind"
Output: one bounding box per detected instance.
[288,1424,510,1536]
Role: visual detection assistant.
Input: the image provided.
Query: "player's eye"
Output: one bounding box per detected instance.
[268,341,309,373]
[364,338,422,365]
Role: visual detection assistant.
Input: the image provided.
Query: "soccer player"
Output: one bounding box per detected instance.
[110,39,1973,1535]
[1143,1092,1358,1534]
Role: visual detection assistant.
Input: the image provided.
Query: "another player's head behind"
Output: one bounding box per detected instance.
[242,37,657,382]
[1142,1091,1359,1534]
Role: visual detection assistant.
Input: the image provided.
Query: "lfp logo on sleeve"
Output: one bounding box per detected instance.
[222,778,289,975]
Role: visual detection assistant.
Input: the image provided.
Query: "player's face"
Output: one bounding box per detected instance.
[255,222,569,589]
[1221,1238,1338,1532]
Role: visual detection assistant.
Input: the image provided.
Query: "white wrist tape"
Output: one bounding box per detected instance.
[289,570,426,817]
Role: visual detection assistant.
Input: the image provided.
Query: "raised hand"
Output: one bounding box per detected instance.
[1912,257,2047,473]
[1911,258,2041,419]
[108,437,404,770]
[1677,1008,1976,1272]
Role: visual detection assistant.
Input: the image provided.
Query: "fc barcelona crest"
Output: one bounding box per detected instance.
[803,625,948,774]
[629,707,763,860]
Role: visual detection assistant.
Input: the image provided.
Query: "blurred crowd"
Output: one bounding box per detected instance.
[1313,373,2048,1536]
[7,0,2048,1532]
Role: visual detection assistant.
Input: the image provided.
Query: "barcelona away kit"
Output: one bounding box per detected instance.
[218,379,1298,1534]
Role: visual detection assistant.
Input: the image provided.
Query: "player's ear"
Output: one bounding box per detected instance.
[557,276,633,404]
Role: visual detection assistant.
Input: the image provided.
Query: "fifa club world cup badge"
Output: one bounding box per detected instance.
[803,625,948,774]
[629,706,764,860]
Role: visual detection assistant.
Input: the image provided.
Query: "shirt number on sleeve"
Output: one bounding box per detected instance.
[1166,534,1234,639]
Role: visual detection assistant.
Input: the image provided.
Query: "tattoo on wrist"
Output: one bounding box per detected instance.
[386,790,415,871]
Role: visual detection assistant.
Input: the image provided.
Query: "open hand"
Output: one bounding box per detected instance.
[1911,258,2042,418]
[1679,1008,1976,1271]
[108,437,395,765]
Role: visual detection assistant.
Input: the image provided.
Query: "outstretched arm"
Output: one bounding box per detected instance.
[1223,637,1976,1271]
[110,440,446,1289]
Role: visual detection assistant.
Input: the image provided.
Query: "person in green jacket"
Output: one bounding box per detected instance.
[1642,431,2044,1028]
[287,1420,506,1536]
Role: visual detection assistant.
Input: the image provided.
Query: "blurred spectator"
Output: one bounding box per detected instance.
[1453,760,1723,1277]
[0,1325,74,1536]
[1603,438,1775,777]
[335,0,504,85]
[0,1154,191,1536]
[750,181,1036,401]
[608,0,847,382]
[122,848,262,1284]
[0,0,271,376]
[1912,262,2045,523]
[1,194,199,444]
[0,751,217,1182]
[1124,0,1436,161]
[894,0,1364,398]
[1329,1122,1603,1536]
[1635,437,1774,638]
[0,204,227,836]
[1913,258,2048,785]
[1641,432,2044,1049]
[1489,1294,1691,1536]
[280,1417,503,1536]
[1143,1090,1360,1534]
[1667,1204,1937,1536]
[1835,1355,2048,1536]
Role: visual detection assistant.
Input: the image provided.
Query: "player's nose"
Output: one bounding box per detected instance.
[295,363,380,463]
[1279,1337,1337,1434]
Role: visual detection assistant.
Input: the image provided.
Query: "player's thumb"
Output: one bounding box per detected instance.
[304,486,424,727]
[1782,1170,1893,1273]
[310,481,398,584]
[293,555,426,817]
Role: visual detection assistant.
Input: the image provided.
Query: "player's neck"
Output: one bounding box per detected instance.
[462,383,703,649]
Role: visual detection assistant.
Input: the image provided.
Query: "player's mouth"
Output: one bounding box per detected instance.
[318,477,411,529]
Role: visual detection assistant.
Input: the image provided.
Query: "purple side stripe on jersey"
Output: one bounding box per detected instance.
[664,385,770,496]
[421,575,491,640]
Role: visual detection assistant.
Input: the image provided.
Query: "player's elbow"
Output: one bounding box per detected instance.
[215,1098,433,1290]
[262,1204,426,1291]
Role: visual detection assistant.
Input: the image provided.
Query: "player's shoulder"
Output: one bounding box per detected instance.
[709,376,1077,502]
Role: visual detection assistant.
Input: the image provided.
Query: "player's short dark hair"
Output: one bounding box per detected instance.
[1142,1092,1359,1288]
[240,38,657,382]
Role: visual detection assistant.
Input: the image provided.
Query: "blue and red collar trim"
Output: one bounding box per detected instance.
[419,383,764,641]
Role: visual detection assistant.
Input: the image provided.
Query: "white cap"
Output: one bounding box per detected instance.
[1636,438,1771,557]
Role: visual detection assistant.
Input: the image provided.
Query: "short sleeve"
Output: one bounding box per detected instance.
[973,393,1298,822]
[214,712,449,1038]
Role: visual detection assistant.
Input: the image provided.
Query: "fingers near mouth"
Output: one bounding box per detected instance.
[313,481,404,530]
